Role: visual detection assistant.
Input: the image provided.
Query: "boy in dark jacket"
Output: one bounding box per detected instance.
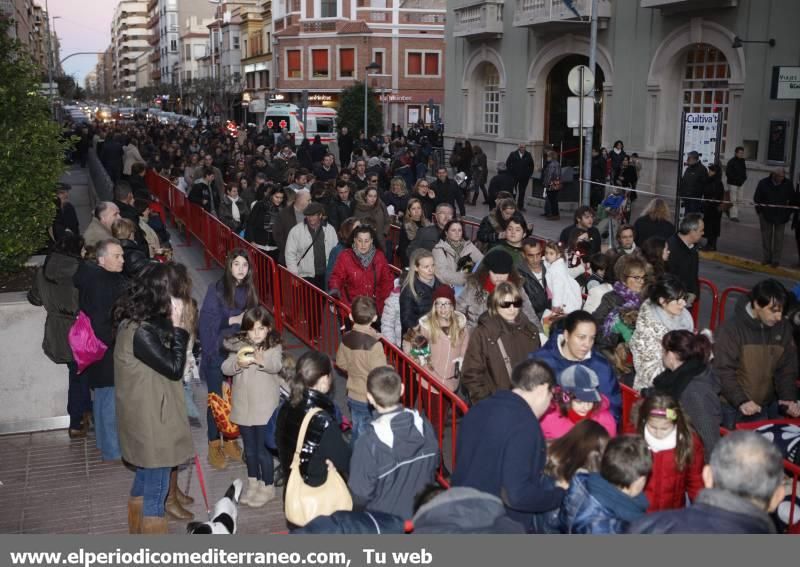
[561,435,651,534]
[348,367,439,520]
[335,297,388,443]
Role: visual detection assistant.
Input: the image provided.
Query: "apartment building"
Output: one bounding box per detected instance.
[111,0,149,94]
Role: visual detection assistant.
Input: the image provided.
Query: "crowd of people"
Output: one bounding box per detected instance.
[32,114,800,535]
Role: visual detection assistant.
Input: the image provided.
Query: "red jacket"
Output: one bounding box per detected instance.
[644,432,705,512]
[328,248,394,314]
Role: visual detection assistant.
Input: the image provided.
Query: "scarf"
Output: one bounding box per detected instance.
[483,277,496,295]
[602,282,642,338]
[653,358,706,400]
[568,407,591,425]
[644,425,677,453]
[353,245,377,268]
[230,198,240,222]
[447,238,466,258]
[653,303,694,333]
[405,219,424,241]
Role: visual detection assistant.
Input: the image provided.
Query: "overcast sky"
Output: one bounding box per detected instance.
[47,0,115,86]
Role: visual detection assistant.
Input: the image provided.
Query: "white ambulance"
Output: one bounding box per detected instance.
[263,104,338,144]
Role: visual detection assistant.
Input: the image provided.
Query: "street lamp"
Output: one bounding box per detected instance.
[732,36,776,48]
[364,61,381,140]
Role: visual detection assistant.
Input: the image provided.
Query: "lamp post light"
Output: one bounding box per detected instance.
[364,61,381,141]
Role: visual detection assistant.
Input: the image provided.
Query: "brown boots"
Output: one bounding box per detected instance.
[127,496,143,534]
[223,439,242,462]
[208,440,227,470]
[141,516,168,534]
[165,469,194,521]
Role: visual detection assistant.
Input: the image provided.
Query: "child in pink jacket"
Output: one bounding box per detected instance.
[540,364,617,440]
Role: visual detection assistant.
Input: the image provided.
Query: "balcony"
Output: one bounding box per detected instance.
[513,0,610,29]
[147,13,160,29]
[399,11,446,25]
[149,51,160,63]
[301,20,339,33]
[453,1,504,40]
[151,68,161,81]
[640,0,737,10]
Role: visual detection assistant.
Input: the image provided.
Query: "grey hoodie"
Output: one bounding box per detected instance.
[348,408,439,519]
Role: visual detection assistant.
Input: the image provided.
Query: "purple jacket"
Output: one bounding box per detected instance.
[198,281,249,374]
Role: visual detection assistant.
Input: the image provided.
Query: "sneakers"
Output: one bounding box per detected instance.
[223,440,243,462]
[240,478,259,507]
[248,482,275,508]
[208,440,227,470]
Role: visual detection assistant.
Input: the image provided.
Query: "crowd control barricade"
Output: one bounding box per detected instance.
[691,277,720,332]
[718,286,749,327]
[620,384,640,433]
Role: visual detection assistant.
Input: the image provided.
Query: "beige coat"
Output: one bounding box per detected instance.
[417,311,469,391]
[432,240,484,287]
[221,339,284,426]
[82,217,112,249]
[114,321,194,468]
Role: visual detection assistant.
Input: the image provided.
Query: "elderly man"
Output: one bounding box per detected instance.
[753,168,793,267]
[629,431,785,533]
[666,213,704,304]
[83,201,120,250]
[285,202,338,290]
[72,238,127,461]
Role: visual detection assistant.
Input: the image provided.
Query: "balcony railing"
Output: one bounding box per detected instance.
[453,1,504,39]
[301,20,338,33]
[399,11,446,25]
[513,0,610,28]
[640,0,737,9]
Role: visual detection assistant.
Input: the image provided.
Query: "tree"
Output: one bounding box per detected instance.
[337,82,382,138]
[0,16,69,274]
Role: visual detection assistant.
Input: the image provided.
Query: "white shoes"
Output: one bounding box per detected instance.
[247,482,275,508]
[240,477,259,506]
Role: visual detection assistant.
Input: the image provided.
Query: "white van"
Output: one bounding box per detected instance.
[263,104,337,144]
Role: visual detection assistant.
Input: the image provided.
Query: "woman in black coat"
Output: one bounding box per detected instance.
[702,164,725,251]
[399,249,442,336]
[276,352,351,489]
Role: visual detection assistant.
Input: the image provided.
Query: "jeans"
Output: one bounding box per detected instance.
[721,400,780,430]
[66,361,91,430]
[184,381,200,419]
[131,467,171,517]
[758,217,786,265]
[93,387,121,460]
[204,361,224,442]
[347,398,372,445]
[239,425,274,483]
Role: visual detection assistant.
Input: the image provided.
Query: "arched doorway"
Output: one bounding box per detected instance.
[545,54,605,167]
[681,44,731,153]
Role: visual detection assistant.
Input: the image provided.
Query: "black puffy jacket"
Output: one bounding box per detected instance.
[120,239,152,280]
[276,389,351,488]
[399,276,441,337]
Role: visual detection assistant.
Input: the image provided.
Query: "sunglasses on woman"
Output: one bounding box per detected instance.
[498,299,523,309]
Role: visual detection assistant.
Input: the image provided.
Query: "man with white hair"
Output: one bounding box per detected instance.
[629,431,785,533]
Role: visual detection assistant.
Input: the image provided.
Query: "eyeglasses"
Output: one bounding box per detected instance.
[498,299,523,309]
[627,274,646,281]
[434,301,453,308]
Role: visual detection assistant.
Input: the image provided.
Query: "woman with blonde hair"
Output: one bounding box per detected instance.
[634,198,675,245]
[399,249,442,337]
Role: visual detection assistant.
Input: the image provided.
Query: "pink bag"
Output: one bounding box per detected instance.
[68,311,108,374]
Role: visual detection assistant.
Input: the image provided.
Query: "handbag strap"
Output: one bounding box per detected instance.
[298,225,324,264]
[496,337,514,380]
[290,407,323,471]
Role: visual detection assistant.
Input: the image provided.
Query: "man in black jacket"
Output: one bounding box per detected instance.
[666,213,704,304]
[590,148,607,208]
[327,180,354,231]
[505,144,535,211]
[679,151,707,215]
[725,146,747,222]
[753,168,793,267]
[629,431,784,534]
[558,206,602,256]
[100,133,124,183]
[432,167,463,217]
[337,127,354,168]
[487,163,515,209]
[519,239,549,319]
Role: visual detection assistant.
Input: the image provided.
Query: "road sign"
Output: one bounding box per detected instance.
[567,97,594,128]
[568,65,595,96]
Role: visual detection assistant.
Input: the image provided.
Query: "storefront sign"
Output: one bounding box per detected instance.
[771,66,800,100]
[674,111,721,224]
[380,94,413,103]
[308,94,333,102]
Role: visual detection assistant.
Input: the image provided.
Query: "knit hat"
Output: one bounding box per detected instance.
[432,285,455,305]
[560,365,601,403]
[482,249,513,275]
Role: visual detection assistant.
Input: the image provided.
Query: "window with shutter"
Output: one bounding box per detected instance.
[407,52,422,76]
[312,49,329,78]
[339,48,354,78]
[287,49,301,78]
[424,53,439,76]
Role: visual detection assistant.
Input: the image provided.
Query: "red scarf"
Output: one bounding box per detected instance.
[483,278,496,294]
[568,407,591,424]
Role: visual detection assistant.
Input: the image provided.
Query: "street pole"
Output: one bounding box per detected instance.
[364,78,369,141]
[44,0,54,115]
[582,0,598,206]
[579,65,585,206]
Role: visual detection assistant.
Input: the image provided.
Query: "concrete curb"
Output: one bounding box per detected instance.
[699,250,800,280]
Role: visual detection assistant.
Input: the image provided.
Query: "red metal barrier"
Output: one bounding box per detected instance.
[691,277,720,331]
[718,286,749,327]
[721,421,800,532]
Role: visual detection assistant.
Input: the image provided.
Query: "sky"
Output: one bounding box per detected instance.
[47,0,116,86]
